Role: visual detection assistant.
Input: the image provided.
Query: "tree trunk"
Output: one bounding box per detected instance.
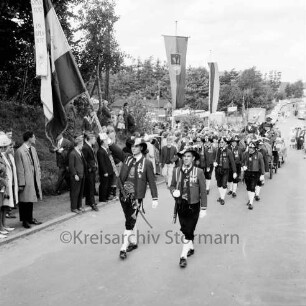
[104,26,111,101]
[97,55,103,112]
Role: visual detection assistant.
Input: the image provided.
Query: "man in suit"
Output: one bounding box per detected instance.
[109,138,158,260]
[82,132,98,211]
[14,131,42,228]
[170,147,207,268]
[69,135,87,213]
[50,133,73,195]
[161,136,178,187]
[97,133,115,202]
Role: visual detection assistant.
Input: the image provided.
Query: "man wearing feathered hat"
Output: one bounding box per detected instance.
[213,137,237,205]
[170,146,207,268]
[227,135,243,198]
[109,137,158,260]
[242,141,265,210]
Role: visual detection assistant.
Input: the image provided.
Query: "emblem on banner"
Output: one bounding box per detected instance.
[170,53,181,75]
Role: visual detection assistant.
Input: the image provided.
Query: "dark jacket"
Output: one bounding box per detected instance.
[170,166,207,208]
[230,146,243,164]
[97,147,114,177]
[216,148,237,172]
[109,144,158,200]
[50,138,73,168]
[69,149,87,179]
[160,145,178,166]
[204,145,217,166]
[82,142,97,174]
[242,151,265,175]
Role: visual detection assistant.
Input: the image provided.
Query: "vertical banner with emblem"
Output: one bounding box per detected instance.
[208,62,220,113]
[163,35,188,109]
[31,0,48,77]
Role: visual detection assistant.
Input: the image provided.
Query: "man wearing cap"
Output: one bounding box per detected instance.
[242,142,265,210]
[214,138,237,205]
[14,131,42,228]
[109,138,158,260]
[170,146,207,268]
[69,135,87,213]
[82,132,98,211]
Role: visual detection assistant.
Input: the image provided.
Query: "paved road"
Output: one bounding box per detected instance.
[0,115,306,306]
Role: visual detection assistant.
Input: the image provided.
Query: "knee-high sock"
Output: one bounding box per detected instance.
[121,230,132,251]
[218,187,222,197]
[181,238,191,259]
[228,182,233,191]
[190,240,194,250]
[248,191,255,204]
[255,186,261,196]
[129,226,137,244]
[221,187,227,199]
[233,183,238,193]
[206,179,211,190]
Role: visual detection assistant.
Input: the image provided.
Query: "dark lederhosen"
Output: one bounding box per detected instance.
[204,165,214,180]
[244,172,262,192]
[204,147,215,180]
[215,149,230,189]
[119,157,145,230]
[178,200,200,241]
[177,167,200,241]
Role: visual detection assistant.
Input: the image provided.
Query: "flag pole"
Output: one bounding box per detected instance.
[208,50,212,128]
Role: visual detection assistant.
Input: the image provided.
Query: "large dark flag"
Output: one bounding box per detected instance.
[32,0,87,145]
[163,35,188,109]
[208,62,220,113]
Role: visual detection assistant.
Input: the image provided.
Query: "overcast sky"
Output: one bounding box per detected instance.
[114,0,306,82]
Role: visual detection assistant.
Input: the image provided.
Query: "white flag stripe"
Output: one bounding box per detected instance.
[41,55,53,120]
[45,7,71,62]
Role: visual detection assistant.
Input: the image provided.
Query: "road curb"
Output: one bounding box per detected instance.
[0,179,165,246]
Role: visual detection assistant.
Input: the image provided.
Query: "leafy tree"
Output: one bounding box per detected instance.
[0,0,77,102]
[76,0,124,102]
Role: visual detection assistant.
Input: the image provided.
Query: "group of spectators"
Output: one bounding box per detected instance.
[0,130,42,239]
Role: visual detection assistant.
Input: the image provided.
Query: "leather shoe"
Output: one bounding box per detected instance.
[29,219,42,225]
[91,205,99,211]
[206,190,210,195]
[23,221,31,229]
[227,191,233,195]
[217,197,221,202]
[71,209,81,214]
[6,213,16,218]
[187,249,194,257]
[119,250,127,259]
[232,192,237,198]
[179,257,187,268]
[255,195,260,201]
[248,204,253,210]
[220,199,225,205]
[126,243,138,252]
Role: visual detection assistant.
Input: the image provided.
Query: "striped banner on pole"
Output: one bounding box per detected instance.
[208,62,220,113]
[163,35,188,109]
